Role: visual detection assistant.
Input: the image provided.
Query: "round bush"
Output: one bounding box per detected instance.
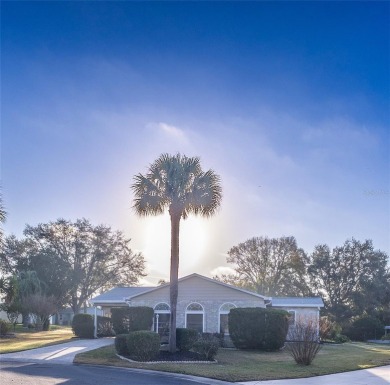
[333,334,350,343]
[193,335,219,361]
[115,334,129,355]
[72,313,94,338]
[0,320,10,336]
[126,331,160,361]
[176,328,198,351]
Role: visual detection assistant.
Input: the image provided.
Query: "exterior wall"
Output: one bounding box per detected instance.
[273,306,320,339]
[127,276,266,333]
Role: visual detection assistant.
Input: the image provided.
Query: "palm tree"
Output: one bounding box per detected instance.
[132,153,222,352]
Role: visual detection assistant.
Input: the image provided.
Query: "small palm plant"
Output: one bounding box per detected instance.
[132,153,222,352]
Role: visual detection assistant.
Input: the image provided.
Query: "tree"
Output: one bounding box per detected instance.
[22,293,58,331]
[132,153,222,352]
[308,238,390,324]
[0,192,6,248]
[1,219,146,314]
[215,236,310,296]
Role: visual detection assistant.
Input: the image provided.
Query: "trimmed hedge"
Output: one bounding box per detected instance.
[176,328,198,351]
[229,307,289,351]
[115,334,129,355]
[111,307,153,334]
[72,313,94,338]
[126,331,160,361]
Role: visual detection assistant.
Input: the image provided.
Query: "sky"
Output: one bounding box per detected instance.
[1,1,389,286]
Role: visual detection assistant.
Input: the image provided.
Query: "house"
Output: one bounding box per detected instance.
[90,273,323,338]
[51,306,103,326]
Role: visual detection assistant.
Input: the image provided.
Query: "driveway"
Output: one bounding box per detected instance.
[0,338,114,364]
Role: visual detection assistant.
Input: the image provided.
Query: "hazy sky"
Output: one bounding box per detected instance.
[2,1,389,285]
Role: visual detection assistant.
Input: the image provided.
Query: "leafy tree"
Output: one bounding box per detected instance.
[308,238,390,324]
[1,219,146,314]
[0,191,6,248]
[215,236,310,296]
[22,293,58,330]
[132,153,222,352]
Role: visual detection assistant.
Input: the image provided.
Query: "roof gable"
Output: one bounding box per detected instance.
[127,273,269,301]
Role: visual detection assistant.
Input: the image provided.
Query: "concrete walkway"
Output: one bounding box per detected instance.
[0,337,114,364]
[239,365,390,385]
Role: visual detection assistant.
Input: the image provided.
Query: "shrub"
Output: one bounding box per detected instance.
[114,334,129,355]
[333,334,350,343]
[176,328,198,351]
[72,313,94,338]
[264,310,290,351]
[126,331,160,361]
[97,316,115,337]
[344,316,384,341]
[111,307,153,334]
[319,316,341,341]
[193,334,219,361]
[229,307,289,351]
[285,317,321,365]
[0,320,10,336]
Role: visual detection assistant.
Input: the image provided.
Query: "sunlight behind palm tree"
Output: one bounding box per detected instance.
[132,153,222,352]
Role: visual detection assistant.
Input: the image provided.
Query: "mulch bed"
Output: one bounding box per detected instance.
[120,350,213,363]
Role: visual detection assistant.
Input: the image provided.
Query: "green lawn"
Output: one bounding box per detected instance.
[74,342,390,382]
[0,325,75,353]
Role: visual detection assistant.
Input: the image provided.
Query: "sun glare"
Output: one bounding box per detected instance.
[142,214,209,277]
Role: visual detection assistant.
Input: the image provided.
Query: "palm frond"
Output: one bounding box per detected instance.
[131,153,222,219]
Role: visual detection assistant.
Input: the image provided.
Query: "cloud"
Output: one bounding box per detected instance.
[210,266,236,277]
[157,122,189,143]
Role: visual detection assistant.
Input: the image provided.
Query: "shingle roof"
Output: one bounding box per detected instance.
[271,297,324,307]
[90,286,154,304]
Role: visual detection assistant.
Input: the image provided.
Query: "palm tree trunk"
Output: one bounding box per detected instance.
[168,211,180,353]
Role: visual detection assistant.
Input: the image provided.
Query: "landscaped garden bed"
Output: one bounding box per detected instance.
[74,342,390,382]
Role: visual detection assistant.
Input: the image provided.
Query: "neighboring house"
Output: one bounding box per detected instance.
[0,306,23,323]
[51,306,103,326]
[90,273,323,339]
[270,297,324,339]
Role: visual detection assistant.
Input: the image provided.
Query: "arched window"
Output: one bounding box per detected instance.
[153,303,170,338]
[219,303,236,334]
[185,302,204,333]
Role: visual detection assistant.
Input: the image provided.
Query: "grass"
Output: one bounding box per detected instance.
[74,342,390,382]
[0,324,75,353]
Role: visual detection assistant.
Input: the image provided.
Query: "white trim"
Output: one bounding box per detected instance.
[185,302,205,332]
[272,303,323,308]
[288,310,296,326]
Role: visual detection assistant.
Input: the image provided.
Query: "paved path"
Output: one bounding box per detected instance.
[0,338,114,364]
[239,365,390,385]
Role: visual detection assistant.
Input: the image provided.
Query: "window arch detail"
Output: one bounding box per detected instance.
[185,302,204,333]
[219,303,237,334]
